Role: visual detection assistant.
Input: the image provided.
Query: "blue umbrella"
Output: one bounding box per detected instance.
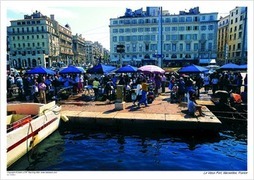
[219,63,240,70]
[26,66,55,75]
[178,64,209,73]
[238,64,247,70]
[87,63,116,74]
[59,65,85,74]
[115,65,138,73]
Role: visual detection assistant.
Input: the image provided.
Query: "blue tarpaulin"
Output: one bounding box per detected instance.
[26,66,55,75]
[59,65,85,74]
[87,64,116,74]
[115,65,138,73]
[178,64,209,73]
[219,63,241,70]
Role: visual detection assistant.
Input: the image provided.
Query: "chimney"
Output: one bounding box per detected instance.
[50,14,55,20]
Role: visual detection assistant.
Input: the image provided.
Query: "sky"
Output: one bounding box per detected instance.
[2,0,253,51]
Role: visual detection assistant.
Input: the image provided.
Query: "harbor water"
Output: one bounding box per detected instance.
[8,120,247,171]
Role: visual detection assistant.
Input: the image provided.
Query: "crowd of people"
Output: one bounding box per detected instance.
[7,68,247,117]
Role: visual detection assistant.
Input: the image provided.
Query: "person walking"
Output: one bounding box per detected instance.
[38,80,47,104]
[133,80,142,105]
[211,74,219,95]
[203,74,210,93]
[138,79,148,107]
[92,77,100,100]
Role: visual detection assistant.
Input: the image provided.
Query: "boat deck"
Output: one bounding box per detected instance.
[60,91,222,132]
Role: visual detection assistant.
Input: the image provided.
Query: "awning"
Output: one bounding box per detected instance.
[199,59,210,64]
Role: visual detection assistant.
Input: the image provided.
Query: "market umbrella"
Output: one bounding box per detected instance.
[178,64,209,73]
[59,65,85,74]
[238,64,247,70]
[87,63,116,74]
[115,65,138,73]
[219,63,240,70]
[138,65,165,74]
[25,66,55,75]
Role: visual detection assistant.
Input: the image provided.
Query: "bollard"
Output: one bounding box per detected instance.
[116,85,124,103]
[115,85,126,110]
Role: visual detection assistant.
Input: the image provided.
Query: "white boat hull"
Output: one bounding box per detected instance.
[7,101,61,168]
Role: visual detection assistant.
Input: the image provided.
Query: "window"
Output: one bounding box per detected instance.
[138,35,143,41]
[201,25,206,31]
[238,32,242,39]
[239,24,242,30]
[208,43,212,51]
[112,36,117,42]
[151,35,156,41]
[186,34,191,40]
[186,17,192,22]
[151,27,157,32]
[138,28,143,32]
[186,43,191,51]
[179,34,184,40]
[126,36,131,41]
[179,43,183,51]
[208,33,213,40]
[132,28,137,33]
[201,34,206,40]
[145,28,150,32]
[179,26,185,31]
[165,18,171,23]
[138,19,144,24]
[179,17,185,22]
[237,43,241,49]
[165,27,170,31]
[132,35,137,41]
[194,43,198,51]
[193,34,198,40]
[165,35,170,41]
[172,27,177,31]
[186,26,192,31]
[208,25,214,30]
[119,29,124,33]
[113,29,118,33]
[172,44,176,51]
[132,19,137,24]
[125,28,130,33]
[164,44,171,51]
[144,35,150,41]
[172,17,178,22]
[235,18,238,23]
[172,35,177,40]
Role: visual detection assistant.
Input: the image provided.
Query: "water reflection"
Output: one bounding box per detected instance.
[8,121,247,171]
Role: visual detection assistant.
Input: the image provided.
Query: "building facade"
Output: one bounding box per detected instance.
[109,7,218,67]
[217,15,229,65]
[7,11,75,69]
[72,33,86,66]
[227,7,247,64]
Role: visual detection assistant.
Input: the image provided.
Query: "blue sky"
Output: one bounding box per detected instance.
[3,0,253,50]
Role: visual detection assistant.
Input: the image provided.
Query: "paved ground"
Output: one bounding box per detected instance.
[60,91,185,115]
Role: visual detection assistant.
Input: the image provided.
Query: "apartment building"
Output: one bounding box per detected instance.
[7,11,74,69]
[227,7,247,64]
[72,33,86,65]
[109,7,218,67]
[217,15,229,65]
